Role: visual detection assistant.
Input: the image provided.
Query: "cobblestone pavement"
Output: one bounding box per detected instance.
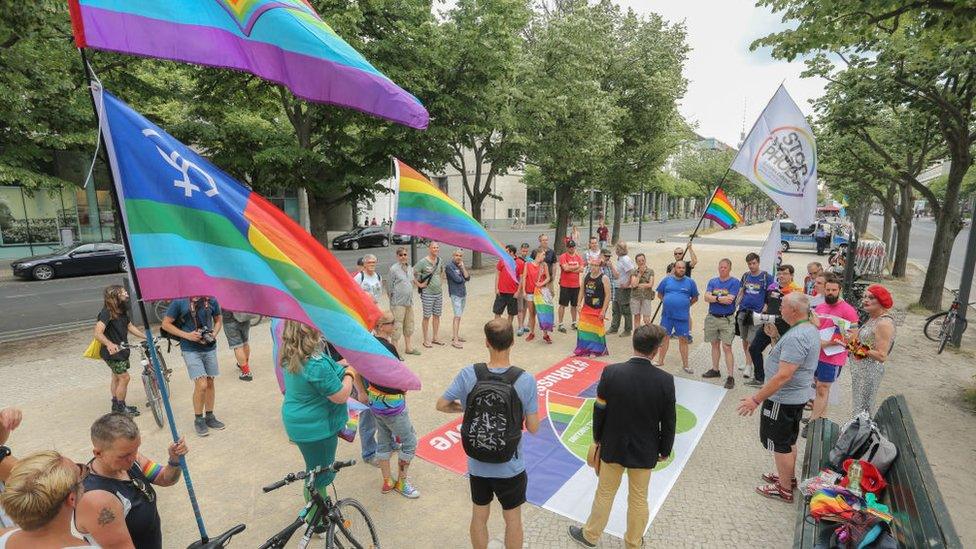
[2,224,973,547]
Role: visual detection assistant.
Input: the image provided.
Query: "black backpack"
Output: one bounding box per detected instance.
[460,363,525,463]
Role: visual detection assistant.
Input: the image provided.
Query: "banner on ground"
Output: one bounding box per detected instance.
[731,85,818,227]
[417,357,725,539]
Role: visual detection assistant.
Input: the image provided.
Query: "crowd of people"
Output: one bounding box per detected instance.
[0,225,901,549]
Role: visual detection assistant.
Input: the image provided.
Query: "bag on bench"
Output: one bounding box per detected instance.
[828,412,897,475]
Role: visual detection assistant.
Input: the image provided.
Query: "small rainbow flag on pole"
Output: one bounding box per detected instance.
[393,159,518,283]
[95,85,420,391]
[68,0,428,129]
[702,188,743,229]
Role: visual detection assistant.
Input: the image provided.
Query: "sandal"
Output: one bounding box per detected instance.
[406,349,421,355]
[761,473,798,487]
[432,340,445,346]
[755,483,794,503]
[451,341,463,349]
[458,337,466,343]
[422,342,433,349]
[682,366,695,375]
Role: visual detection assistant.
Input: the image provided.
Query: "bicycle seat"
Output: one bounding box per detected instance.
[186,524,246,548]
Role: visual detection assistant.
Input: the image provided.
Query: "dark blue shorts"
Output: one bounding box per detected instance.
[815,360,841,383]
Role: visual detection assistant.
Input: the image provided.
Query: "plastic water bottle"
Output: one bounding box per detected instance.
[847,460,863,497]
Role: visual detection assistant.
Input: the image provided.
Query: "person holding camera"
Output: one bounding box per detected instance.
[746,265,800,387]
[162,296,226,437]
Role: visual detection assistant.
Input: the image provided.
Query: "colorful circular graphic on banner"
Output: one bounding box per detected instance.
[751,126,817,197]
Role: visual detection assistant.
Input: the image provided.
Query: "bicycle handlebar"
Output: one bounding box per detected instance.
[262,460,357,493]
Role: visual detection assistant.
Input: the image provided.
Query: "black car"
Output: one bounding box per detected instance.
[392,233,428,245]
[10,242,128,281]
[331,226,390,250]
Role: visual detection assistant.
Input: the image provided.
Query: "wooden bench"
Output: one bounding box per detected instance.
[793,395,961,548]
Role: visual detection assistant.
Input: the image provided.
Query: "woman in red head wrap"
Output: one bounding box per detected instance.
[850,284,896,416]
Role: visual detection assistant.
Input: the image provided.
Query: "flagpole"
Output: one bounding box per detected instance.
[78,49,212,543]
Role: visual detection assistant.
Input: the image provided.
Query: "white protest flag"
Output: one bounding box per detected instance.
[759,220,781,275]
[732,85,818,227]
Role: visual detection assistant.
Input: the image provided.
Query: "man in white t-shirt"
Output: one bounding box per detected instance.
[355,254,383,304]
[608,242,636,336]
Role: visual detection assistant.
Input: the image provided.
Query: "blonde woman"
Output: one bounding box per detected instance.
[280,321,355,497]
[0,451,97,547]
[94,285,145,416]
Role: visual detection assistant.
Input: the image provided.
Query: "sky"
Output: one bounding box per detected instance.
[616,0,826,149]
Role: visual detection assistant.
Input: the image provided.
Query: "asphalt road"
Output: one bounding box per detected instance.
[867,214,975,296]
[0,217,702,341]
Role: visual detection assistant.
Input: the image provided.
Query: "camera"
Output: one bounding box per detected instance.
[752,312,779,326]
[199,328,216,345]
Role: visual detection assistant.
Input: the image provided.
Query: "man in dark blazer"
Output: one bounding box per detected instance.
[569,324,676,548]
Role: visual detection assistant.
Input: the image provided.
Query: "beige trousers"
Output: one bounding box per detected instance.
[583,461,652,548]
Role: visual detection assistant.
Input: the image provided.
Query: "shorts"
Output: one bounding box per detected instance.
[493,293,518,316]
[736,310,760,343]
[450,295,466,317]
[759,400,804,453]
[559,286,580,307]
[105,358,130,375]
[420,291,443,318]
[183,349,219,380]
[630,297,654,316]
[392,305,415,339]
[222,317,250,349]
[703,314,735,344]
[660,315,690,339]
[374,409,418,462]
[815,361,842,383]
[469,471,527,510]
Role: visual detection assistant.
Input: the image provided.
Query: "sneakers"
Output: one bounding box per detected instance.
[558,324,567,333]
[543,334,552,344]
[525,332,536,342]
[237,364,253,382]
[702,369,722,379]
[394,478,420,499]
[724,376,735,390]
[204,414,225,430]
[516,327,527,336]
[125,405,141,417]
[619,330,631,338]
[606,327,619,335]
[571,322,578,330]
[381,478,396,494]
[745,379,764,387]
[568,526,596,548]
[194,416,209,437]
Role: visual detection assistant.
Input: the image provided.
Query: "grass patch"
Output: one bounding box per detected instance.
[963,385,976,413]
[907,302,934,316]
[697,226,724,236]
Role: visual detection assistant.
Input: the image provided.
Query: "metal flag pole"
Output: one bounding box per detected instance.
[78,49,211,543]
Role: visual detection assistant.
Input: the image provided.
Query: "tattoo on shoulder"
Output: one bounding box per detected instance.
[98,507,116,526]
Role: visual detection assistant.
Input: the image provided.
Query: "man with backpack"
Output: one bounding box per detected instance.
[736,253,772,381]
[354,254,383,305]
[162,296,226,437]
[436,319,540,549]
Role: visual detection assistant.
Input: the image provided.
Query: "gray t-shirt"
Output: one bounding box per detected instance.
[388,263,415,307]
[415,256,444,295]
[765,321,819,404]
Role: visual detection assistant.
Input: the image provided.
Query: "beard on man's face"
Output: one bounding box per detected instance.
[825,294,839,305]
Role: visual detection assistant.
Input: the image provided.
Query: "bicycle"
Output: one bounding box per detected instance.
[923,289,974,354]
[259,460,379,549]
[120,340,172,428]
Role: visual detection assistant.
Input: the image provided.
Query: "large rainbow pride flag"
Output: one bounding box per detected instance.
[68,0,428,129]
[393,159,518,283]
[702,188,743,230]
[94,84,420,391]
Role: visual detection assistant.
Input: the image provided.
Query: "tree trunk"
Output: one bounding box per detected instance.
[307,193,331,244]
[554,183,574,255]
[611,194,623,244]
[882,182,895,249]
[890,183,913,278]
[469,192,485,270]
[918,145,970,310]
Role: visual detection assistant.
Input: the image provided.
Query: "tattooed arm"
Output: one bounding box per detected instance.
[76,489,135,549]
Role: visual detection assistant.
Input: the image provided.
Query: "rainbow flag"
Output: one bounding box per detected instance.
[339,400,369,443]
[68,0,428,129]
[547,391,586,436]
[534,288,554,332]
[574,305,608,357]
[393,159,518,284]
[702,188,743,229]
[94,85,420,391]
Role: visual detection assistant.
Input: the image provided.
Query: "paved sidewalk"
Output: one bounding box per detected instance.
[1,224,973,547]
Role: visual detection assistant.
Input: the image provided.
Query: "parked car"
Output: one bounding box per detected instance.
[779,219,848,253]
[392,233,429,245]
[10,242,127,280]
[331,226,390,250]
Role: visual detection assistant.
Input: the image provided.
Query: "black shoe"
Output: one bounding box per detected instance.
[125,404,141,417]
[558,324,567,333]
[237,364,253,381]
[702,369,721,379]
[607,328,619,334]
[572,322,578,330]
[568,526,596,548]
[724,376,735,390]
[745,379,764,387]
[204,414,226,430]
[619,330,631,337]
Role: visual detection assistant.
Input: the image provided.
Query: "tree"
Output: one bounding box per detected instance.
[426,0,532,268]
[755,3,976,309]
[596,4,689,244]
[518,0,622,254]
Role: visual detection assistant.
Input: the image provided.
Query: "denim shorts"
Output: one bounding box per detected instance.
[373,409,418,462]
[450,295,466,317]
[183,349,219,380]
[222,317,250,349]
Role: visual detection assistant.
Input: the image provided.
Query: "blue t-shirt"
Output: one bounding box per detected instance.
[738,272,771,313]
[656,276,699,321]
[165,297,221,352]
[706,276,742,316]
[442,365,539,479]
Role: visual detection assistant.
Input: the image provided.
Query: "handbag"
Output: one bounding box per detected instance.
[83,338,103,360]
[586,442,601,475]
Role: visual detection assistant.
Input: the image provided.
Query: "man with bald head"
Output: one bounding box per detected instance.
[736,292,819,505]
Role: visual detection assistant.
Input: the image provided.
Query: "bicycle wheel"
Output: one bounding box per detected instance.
[938,316,967,354]
[923,311,949,342]
[142,371,165,428]
[328,499,379,549]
